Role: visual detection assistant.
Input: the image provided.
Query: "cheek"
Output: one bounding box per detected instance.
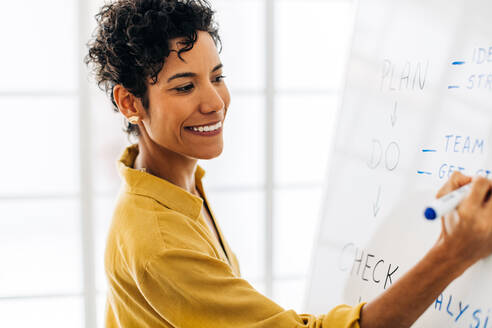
[148,101,184,139]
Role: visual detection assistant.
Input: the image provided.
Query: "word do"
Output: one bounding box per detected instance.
[367,139,400,171]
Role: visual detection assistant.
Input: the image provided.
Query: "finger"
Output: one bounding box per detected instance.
[440,215,448,235]
[460,176,491,215]
[436,171,472,199]
[481,180,492,213]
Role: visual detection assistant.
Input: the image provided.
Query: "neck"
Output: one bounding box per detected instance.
[134,136,199,196]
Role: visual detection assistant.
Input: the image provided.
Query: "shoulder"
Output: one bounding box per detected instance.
[106,190,217,274]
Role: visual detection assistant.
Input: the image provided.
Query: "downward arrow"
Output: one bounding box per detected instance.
[373,185,382,217]
[391,101,398,127]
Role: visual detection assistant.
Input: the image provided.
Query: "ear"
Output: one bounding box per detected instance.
[113,85,146,120]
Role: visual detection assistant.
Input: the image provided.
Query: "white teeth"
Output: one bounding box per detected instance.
[191,121,222,132]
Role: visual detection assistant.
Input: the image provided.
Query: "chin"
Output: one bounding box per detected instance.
[198,147,223,160]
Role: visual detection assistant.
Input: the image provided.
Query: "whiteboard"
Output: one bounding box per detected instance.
[305,0,492,327]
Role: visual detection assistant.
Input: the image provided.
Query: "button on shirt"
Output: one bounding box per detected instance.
[104,143,365,327]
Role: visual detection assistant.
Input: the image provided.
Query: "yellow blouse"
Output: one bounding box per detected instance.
[104,143,365,327]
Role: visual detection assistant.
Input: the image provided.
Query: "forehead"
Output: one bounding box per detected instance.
[161,31,220,75]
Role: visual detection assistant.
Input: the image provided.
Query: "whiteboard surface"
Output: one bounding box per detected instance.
[305,0,492,327]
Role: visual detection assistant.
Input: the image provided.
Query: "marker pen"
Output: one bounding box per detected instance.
[424,184,472,220]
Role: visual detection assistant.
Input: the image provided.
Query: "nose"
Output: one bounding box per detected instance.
[199,81,225,114]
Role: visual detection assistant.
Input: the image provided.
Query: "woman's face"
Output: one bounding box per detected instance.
[142,30,230,160]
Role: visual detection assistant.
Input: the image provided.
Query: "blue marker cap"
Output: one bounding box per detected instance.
[424,207,437,220]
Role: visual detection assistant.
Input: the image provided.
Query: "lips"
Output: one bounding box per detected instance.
[184,124,222,136]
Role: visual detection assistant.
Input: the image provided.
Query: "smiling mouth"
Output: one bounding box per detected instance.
[185,121,222,132]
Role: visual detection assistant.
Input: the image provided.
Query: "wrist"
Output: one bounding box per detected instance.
[430,238,473,279]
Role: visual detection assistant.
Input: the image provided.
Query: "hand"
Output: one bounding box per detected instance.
[435,171,492,268]
[359,171,492,328]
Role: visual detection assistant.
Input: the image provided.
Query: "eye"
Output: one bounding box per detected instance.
[175,84,194,93]
[213,75,226,83]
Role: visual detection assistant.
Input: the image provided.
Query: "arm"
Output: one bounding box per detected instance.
[360,172,492,328]
[137,248,362,327]
[358,235,467,328]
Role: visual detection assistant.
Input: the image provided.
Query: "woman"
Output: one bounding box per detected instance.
[86,0,492,327]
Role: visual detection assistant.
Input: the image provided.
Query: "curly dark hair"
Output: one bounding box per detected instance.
[85,0,221,137]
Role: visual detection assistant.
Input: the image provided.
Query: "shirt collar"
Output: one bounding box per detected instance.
[117,143,206,220]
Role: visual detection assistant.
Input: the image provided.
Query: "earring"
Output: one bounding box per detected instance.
[128,116,140,124]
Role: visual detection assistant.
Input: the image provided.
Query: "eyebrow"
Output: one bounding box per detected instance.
[166,63,223,83]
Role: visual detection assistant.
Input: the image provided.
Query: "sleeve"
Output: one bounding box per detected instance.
[136,248,365,328]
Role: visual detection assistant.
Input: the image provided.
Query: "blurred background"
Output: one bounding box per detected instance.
[0,0,355,326]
